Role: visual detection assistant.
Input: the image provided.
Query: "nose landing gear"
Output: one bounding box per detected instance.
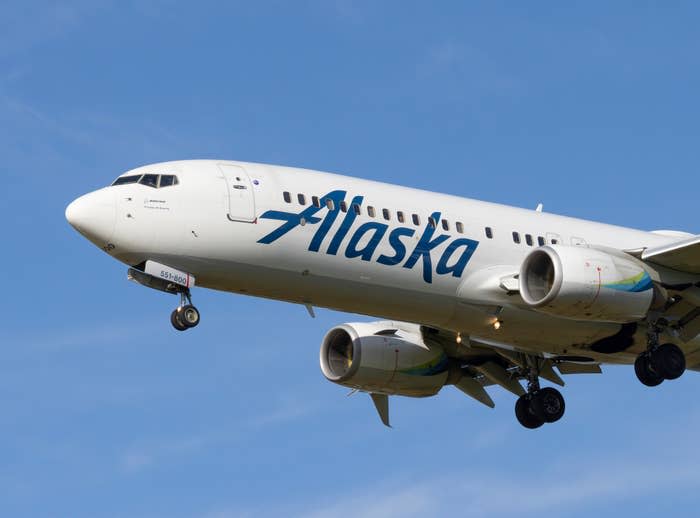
[170,289,201,331]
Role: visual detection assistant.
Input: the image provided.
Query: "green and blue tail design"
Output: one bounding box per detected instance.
[604,271,653,292]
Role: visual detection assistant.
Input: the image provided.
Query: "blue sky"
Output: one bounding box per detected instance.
[2,2,700,517]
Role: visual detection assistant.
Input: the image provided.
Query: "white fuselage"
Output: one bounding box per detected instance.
[65,160,700,365]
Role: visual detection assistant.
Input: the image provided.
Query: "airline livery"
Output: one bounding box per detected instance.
[66,160,700,428]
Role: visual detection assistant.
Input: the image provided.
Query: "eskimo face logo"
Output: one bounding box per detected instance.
[257,190,479,284]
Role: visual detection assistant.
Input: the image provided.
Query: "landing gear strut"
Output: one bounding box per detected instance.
[514,359,565,429]
[634,321,685,386]
[170,288,200,331]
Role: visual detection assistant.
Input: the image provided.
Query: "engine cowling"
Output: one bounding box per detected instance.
[320,322,450,397]
[519,245,655,323]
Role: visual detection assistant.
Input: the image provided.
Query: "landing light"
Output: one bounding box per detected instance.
[493,320,502,331]
[456,333,462,344]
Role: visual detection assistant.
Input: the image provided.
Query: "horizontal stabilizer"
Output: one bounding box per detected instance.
[370,393,391,427]
[641,235,700,274]
[454,377,495,408]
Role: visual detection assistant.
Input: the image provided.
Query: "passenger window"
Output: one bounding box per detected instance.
[397,211,405,223]
[551,238,558,245]
[485,227,493,239]
[340,201,348,213]
[382,208,391,221]
[112,174,142,186]
[513,232,521,244]
[367,206,376,218]
[326,199,335,210]
[352,203,361,215]
[537,236,545,246]
[412,214,421,226]
[428,216,437,228]
[312,196,321,208]
[283,192,291,203]
[525,234,533,246]
[441,219,449,231]
[298,194,307,205]
[139,174,159,188]
[456,222,464,234]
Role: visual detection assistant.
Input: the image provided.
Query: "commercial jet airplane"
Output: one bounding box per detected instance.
[65,160,700,429]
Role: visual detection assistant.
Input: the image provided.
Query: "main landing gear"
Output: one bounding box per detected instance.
[634,321,685,386]
[170,288,201,331]
[514,359,565,429]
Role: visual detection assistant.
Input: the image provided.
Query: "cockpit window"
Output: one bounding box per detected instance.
[159,175,178,187]
[112,174,142,186]
[112,173,179,188]
[139,174,159,188]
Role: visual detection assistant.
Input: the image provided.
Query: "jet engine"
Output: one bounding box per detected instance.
[320,322,451,396]
[519,245,655,323]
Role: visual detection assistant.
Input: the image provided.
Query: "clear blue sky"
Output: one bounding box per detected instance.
[2,2,700,517]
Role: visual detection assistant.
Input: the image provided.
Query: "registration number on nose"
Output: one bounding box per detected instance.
[144,260,195,288]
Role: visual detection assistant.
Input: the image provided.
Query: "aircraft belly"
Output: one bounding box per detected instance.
[148,251,628,356]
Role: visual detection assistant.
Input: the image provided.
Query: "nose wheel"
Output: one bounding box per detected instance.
[171,289,201,331]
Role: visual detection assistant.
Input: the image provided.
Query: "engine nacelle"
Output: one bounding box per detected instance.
[320,322,450,397]
[519,245,655,323]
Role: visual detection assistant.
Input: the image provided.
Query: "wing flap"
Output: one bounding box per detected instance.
[555,362,602,375]
[454,377,495,408]
[473,361,526,397]
[641,235,700,274]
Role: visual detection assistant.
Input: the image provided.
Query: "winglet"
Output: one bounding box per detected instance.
[370,393,391,427]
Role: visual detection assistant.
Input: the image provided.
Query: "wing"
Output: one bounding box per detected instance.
[629,235,700,348]
[421,326,601,408]
[640,234,700,274]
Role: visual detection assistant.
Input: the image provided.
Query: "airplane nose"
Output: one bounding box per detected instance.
[65,189,117,246]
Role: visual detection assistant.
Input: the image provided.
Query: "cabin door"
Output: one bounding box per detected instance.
[218,163,256,222]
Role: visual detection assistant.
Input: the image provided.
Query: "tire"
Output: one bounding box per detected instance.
[634,353,663,387]
[171,309,187,331]
[180,305,200,328]
[531,387,565,423]
[651,343,686,380]
[515,395,545,429]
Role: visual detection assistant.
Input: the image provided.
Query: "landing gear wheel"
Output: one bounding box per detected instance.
[515,394,545,429]
[179,304,201,328]
[651,343,685,380]
[531,387,565,423]
[171,309,187,331]
[634,353,663,387]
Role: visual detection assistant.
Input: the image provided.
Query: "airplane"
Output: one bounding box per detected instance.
[65,160,700,429]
